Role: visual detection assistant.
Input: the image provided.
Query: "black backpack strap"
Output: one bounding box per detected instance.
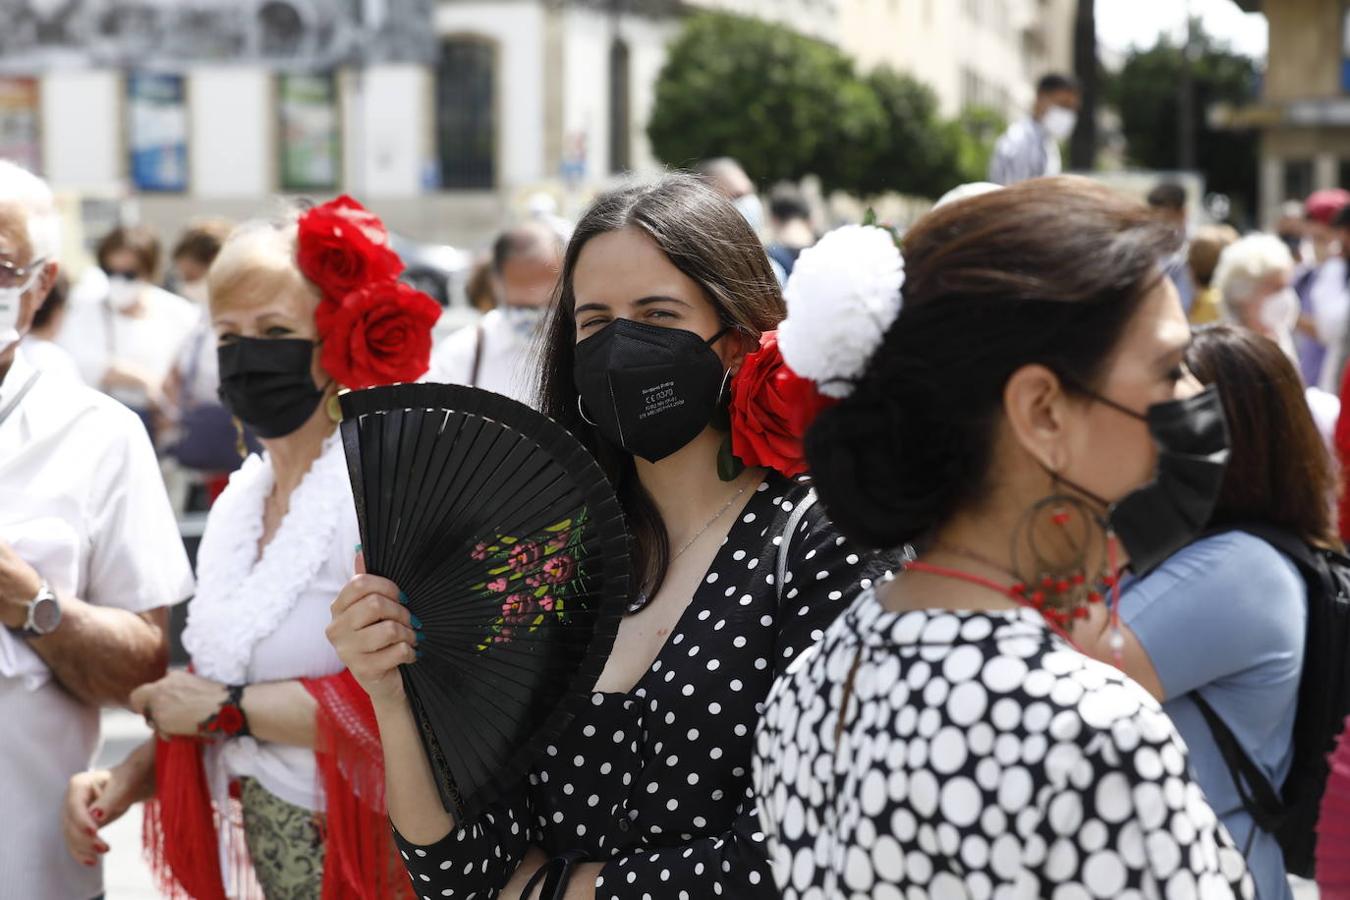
[1191,693,1286,833]
[1205,523,1337,596]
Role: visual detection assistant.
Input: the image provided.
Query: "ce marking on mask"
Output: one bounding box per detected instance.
[639,380,685,422]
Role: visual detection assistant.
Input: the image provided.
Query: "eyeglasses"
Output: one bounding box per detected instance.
[0,257,46,290]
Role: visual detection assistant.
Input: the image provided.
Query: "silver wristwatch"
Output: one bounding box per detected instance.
[22,581,61,637]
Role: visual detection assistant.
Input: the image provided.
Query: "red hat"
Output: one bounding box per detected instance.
[1305,189,1350,225]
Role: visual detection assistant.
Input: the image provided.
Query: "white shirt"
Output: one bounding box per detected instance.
[21,336,82,383]
[988,116,1062,186]
[58,269,199,409]
[182,432,356,815]
[427,307,542,405]
[0,348,193,900]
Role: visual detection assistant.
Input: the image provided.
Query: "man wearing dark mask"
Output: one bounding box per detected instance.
[427,221,563,405]
[0,161,192,900]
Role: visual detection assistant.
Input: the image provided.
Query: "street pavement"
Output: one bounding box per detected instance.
[94,710,1320,899]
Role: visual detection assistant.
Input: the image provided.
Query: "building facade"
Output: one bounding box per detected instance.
[837,0,1075,121]
[0,0,1073,252]
[1227,0,1350,223]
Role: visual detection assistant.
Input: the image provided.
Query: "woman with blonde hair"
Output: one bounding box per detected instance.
[62,198,440,899]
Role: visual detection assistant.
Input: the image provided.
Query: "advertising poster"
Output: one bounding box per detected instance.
[279,73,339,192]
[127,72,188,192]
[0,77,41,173]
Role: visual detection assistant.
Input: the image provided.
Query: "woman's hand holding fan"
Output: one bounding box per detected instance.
[327,563,418,708]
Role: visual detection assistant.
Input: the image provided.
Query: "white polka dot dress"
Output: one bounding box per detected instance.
[394,476,888,898]
[752,588,1257,900]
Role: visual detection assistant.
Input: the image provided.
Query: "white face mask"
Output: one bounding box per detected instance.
[501,304,546,339]
[1260,286,1300,331]
[1042,105,1077,141]
[733,193,766,234]
[108,275,142,312]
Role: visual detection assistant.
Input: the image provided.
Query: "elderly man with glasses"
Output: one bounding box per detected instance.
[0,161,192,898]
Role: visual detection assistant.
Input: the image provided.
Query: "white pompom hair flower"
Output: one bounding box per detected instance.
[778,224,905,398]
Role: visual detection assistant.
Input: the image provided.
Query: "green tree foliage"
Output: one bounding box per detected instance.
[1105,24,1260,213]
[648,13,990,199]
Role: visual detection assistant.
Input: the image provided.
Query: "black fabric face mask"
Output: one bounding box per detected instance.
[1060,386,1230,576]
[573,319,730,463]
[217,337,326,439]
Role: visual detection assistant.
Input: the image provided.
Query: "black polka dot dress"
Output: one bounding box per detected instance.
[753,588,1257,900]
[395,475,888,899]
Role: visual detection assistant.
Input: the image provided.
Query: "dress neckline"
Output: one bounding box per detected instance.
[595,475,797,700]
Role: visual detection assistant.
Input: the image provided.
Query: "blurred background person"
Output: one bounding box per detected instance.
[1293,190,1350,386]
[1079,324,1336,900]
[1187,224,1239,325]
[159,221,251,511]
[1148,181,1196,313]
[427,221,562,403]
[764,186,816,280]
[22,271,79,382]
[695,156,764,233]
[987,72,1080,185]
[1275,200,1306,262]
[1212,233,1340,446]
[59,224,198,436]
[166,218,231,305]
[464,253,497,316]
[1308,200,1350,393]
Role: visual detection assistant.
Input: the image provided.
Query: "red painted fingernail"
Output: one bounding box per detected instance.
[85,827,96,837]
[91,809,104,821]
[95,843,109,853]
[83,859,96,867]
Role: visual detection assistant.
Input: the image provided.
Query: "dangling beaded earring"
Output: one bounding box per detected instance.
[1009,491,1113,632]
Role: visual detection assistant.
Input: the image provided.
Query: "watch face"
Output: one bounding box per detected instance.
[30,596,60,634]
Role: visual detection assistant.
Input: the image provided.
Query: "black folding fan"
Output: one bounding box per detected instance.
[339,383,630,824]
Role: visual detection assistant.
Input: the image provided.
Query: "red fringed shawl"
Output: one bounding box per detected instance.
[142,670,412,899]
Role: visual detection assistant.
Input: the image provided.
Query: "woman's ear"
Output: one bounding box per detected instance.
[721,328,757,376]
[1002,363,1073,474]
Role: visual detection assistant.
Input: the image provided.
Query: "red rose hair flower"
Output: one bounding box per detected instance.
[316,280,441,389]
[297,196,404,305]
[728,330,836,478]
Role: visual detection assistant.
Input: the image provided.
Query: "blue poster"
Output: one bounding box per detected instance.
[127,72,187,192]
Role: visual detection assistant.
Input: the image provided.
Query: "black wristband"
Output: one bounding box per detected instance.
[540,850,591,900]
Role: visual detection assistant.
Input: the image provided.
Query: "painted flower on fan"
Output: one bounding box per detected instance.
[486,576,509,593]
[507,541,543,574]
[778,224,905,398]
[297,195,404,304]
[471,542,492,561]
[316,279,441,389]
[501,593,538,626]
[541,553,577,585]
[728,330,835,478]
[539,595,556,612]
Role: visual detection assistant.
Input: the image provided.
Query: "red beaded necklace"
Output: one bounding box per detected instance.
[902,538,1126,662]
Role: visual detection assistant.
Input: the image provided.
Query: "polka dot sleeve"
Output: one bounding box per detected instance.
[1022,721,1255,898]
[393,794,534,898]
[593,499,879,900]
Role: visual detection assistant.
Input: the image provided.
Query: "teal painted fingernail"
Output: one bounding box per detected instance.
[398,590,409,605]
[409,613,423,629]
[354,543,362,554]
[415,630,426,643]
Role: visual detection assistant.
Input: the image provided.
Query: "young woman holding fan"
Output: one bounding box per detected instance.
[752,178,1254,897]
[61,198,440,899]
[326,174,885,899]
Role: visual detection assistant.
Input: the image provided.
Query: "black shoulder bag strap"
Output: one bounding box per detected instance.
[1190,693,1286,834]
[1187,523,1319,836]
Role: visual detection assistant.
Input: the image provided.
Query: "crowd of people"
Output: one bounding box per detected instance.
[0,91,1347,900]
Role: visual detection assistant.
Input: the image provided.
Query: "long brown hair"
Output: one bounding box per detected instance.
[536,173,783,598]
[1186,324,1341,549]
[806,176,1181,549]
